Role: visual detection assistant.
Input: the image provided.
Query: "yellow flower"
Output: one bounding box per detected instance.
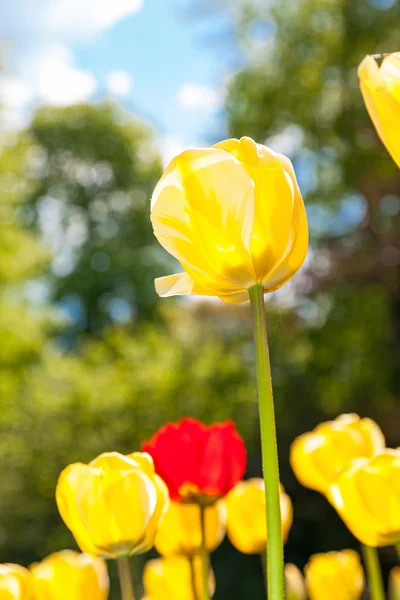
[389,566,400,600]
[305,550,364,600]
[285,564,307,600]
[30,551,109,600]
[143,556,215,600]
[358,53,400,168]
[56,452,169,558]
[155,500,226,557]
[225,478,292,554]
[290,414,385,495]
[328,449,400,547]
[150,136,308,304]
[0,564,32,600]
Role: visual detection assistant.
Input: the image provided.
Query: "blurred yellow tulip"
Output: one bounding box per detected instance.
[389,566,400,600]
[358,53,400,168]
[143,556,215,600]
[305,550,365,600]
[150,136,308,304]
[155,500,226,557]
[290,414,385,495]
[0,564,32,600]
[328,449,400,547]
[285,564,306,600]
[30,550,109,600]
[226,478,292,554]
[56,452,169,558]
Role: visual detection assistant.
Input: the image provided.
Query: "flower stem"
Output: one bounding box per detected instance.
[199,505,210,600]
[249,284,284,600]
[362,544,385,600]
[117,556,135,600]
[189,555,200,600]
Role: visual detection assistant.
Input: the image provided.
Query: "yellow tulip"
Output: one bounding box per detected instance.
[305,550,365,600]
[143,556,215,600]
[0,564,32,600]
[358,53,400,168]
[285,564,306,600]
[150,136,308,304]
[56,452,169,558]
[30,550,109,600]
[389,566,400,600]
[225,478,292,554]
[290,414,385,495]
[328,449,400,547]
[155,500,226,557]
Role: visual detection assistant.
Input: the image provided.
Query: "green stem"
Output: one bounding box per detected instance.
[249,284,284,600]
[117,556,135,600]
[362,544,385,600]
[189,555,200,600]
[199,505,210,600]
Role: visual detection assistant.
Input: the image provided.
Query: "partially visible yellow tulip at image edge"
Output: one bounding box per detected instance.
[328,449,400,547]
[56,452,169,558]
[285,563,307,600]
[0,564,32,600]
[150,136,308,303]
[30,550,109,600]
[305,550,365,600]
[226,478,293,554]
[358,53,400,168]
[143,556,215,600]
[290,414,385,495]
[155,499,226,557]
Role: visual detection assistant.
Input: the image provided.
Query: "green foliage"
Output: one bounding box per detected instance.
[23,103,169,334]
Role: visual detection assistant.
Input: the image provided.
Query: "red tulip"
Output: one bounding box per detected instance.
[142,418,247,504]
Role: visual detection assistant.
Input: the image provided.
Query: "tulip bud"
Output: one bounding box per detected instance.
[305,550,364,600]
[285,564,306,600]
[328,449,400,547]
[56,452,169,558]
[155,500,226,557]
[150,137,308,303]
[143,556,215,600]
[290,414,385,495]
[389,566,400,600]
[0,564,32,600]
[226,478,292,554]
[30,551,109,600]
[358,53,400,168]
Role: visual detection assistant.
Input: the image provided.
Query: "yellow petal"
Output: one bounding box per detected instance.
[358,54,400,168]
[30,550,109,600]
[151,148,256,291]
[143,556,214,600]
[226,478,292,554]
[305,550,364,600]
[155,500,226,557]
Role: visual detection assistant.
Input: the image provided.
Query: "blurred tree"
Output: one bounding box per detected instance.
[22,103,168,337]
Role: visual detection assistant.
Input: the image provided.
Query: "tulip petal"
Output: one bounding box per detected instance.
[151,148,257,293]
[359,55,400,168]
[215,138,308,291]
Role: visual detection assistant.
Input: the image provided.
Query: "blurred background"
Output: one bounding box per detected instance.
[0,0,399,597]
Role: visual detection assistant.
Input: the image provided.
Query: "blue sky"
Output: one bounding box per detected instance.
[0,0,235,163]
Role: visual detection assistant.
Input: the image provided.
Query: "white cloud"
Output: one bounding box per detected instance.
[0,0,143,42]
[177,84,221,111]
[106,71,133,97]
[33,46,96,106]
